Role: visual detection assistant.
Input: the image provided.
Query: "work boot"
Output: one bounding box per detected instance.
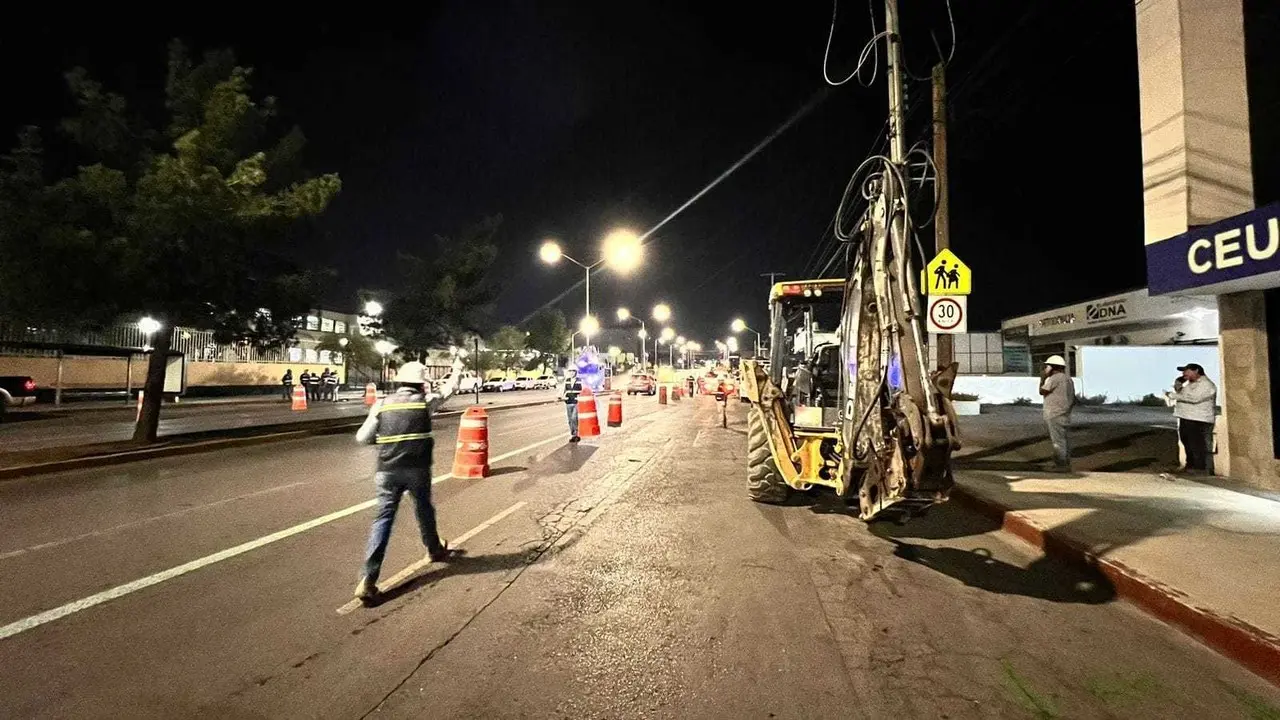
[570,435,581,443]
[354,577,379,605]
[427,541,455,563]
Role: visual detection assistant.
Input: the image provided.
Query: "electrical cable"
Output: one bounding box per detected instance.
[823,0,890,87]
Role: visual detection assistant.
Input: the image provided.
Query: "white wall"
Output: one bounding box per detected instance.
[1077,345,1220,402]
[951,376,1078,405]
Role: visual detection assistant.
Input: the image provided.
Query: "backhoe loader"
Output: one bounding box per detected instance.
[742,179,961,520]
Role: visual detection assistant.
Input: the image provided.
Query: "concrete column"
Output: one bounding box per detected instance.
[1135,0,1275,486]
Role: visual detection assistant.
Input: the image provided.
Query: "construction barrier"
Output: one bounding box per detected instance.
[363,383,377,407]
[577,387,601,437]
[672,385,682,402]
[607,392,623,427]
[452,406,490,478]
[658,384,668,405]
[135,390,144,422]
[291,384,307,412]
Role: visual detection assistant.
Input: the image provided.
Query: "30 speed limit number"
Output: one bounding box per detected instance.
[926,295,967,334]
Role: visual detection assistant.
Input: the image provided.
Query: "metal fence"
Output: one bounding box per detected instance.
[0,321,310,364]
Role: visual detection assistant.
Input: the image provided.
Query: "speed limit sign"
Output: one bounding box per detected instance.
[927,295,967,334]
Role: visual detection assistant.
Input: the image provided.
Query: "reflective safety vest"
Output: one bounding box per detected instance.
[374,389,434,470]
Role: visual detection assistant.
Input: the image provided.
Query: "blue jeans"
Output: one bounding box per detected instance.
[566,403,579,436]
[362,466,443,583]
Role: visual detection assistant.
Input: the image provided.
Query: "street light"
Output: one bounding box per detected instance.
[538,229,643,334]
[731,318,762,358]
[618,307,648,370]
[375,339,396,391]
[578,314,600,338]
[727,336,739,353]
[652,303,672,323]
[363,300,384,317]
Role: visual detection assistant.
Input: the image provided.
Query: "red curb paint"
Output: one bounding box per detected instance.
[950,488,1280,688]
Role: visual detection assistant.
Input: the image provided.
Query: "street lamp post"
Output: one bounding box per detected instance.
[617,307,648,371]
[731,318,762,358]
[375,339,396,392]
[539,230,642,348]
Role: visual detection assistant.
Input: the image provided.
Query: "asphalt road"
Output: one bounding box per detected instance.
[0,388,560,454]
[0,397,1275,719]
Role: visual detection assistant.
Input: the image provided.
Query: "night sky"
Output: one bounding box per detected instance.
[9,2,1271,344]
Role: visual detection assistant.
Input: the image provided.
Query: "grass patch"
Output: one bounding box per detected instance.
[952,392,979,402]
[1001,658,1060,719]
[1074,393,1108,406]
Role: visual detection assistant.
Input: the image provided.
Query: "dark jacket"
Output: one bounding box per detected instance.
[357,373,461,471]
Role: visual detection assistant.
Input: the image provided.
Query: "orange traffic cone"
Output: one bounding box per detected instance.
[135,390,144,422]
[363,382,377,407]
[607,391,623,427]
[658,384,668,405]
[291,384,308,411]
[452,407,490,477]
[577,387,601,437]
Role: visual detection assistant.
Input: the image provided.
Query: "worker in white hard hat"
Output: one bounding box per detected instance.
[1038,355,1075,471]
[353,355,464,604]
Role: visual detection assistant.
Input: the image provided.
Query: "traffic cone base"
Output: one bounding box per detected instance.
[363,382,378,407]
[452,407,491,478]
[577,388,602,437]
[607,391,623,427]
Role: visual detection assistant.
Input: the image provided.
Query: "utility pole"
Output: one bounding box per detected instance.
[760,272,786,287]
[884,0,908,166]
[932,62,953,368]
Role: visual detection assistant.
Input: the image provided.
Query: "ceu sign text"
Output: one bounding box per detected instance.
[1147,203,1280,297]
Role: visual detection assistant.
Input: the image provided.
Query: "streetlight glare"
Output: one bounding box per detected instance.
[616,307,631,321]
[638,328,648,339]
[538,240,563,265]
[652,303,672,322]
[363,300,384,317]
[579,315,600,337]
[731,318,747,333]
[375,339,396,356]
[727,337,739,352]
[676,335,686,345]
[660,327,675,342]
[138,316,162,336]
[602,229,642,274]
[607,345,622,357]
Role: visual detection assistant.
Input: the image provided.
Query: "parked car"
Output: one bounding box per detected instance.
[0,376,37,421]
[533,374,557,389]
[482,377,516,392]
[627,374,657,396]
[514,375,539,390]
[455,371,482,394]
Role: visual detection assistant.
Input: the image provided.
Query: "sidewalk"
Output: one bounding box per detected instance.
[953,468,1280,686]
[20,391,363,413]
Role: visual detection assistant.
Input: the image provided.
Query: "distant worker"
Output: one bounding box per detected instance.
[1038,355,1075,471]
[299,369,314,402]
[324,368,340,401]
[281,369,294,401]
[561,367,583,443]
[353,357,464,604]
[1170,363,1218,475]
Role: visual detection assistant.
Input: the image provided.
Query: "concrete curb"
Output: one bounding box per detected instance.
[0,398,559,482]
[950,486,1280,688]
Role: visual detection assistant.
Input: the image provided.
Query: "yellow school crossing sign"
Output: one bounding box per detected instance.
[922,249,971,296]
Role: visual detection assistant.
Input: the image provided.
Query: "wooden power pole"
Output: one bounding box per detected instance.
[932,62,953,368]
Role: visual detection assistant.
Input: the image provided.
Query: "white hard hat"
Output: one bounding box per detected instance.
[394,361,428,384]
[1044,355,1067,368]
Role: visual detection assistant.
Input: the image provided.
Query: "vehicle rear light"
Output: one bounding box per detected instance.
[23,379,36,392]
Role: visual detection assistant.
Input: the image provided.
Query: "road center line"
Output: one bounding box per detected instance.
[336,501,528,615]
[0,431,567,642]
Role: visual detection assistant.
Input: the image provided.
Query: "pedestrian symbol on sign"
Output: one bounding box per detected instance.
[924,249,971,296]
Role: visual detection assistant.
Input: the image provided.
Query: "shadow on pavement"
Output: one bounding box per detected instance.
[886,540,1116,604]
[487,465,527,478]
[869,502,1000,540]
[527,444,597,475]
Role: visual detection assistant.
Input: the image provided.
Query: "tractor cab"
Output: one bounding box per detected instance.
[767,279,846,430]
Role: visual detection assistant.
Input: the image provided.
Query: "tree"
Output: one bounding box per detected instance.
[487,325,527,372]
[524,309,571,370]
[316,334,380,378]
[0,41,340,442]
[381,216,501,358]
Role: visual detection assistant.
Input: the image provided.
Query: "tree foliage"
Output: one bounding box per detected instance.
[316,333,380,376]
[487,325,527,371]
[0,41,340,441]
[524,309,571,357]
[381,215,501,358]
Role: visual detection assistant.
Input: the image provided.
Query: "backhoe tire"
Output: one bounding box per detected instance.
[746,406,788,503]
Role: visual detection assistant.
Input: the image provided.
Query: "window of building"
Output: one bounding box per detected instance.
[305,316,320,331]
[334,321,347,335]
[321,318,334,332]
[319,350,331,364]
[288,347,303,363]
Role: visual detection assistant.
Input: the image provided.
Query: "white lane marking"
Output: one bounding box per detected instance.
[336,500,527,615]
[0,432,568,641]
[0,499,376,642]
[0,481,308,562]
